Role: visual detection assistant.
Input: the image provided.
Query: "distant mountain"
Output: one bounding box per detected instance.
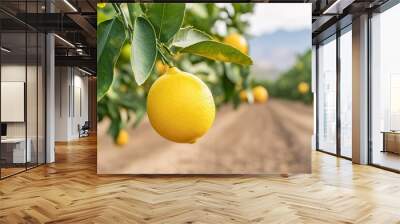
[248,29,311,81]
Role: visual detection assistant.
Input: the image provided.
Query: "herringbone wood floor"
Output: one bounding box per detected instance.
[1,136,400,223]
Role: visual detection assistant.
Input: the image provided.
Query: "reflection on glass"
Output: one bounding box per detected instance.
[38,33,46,165]
[0,1,47,178]
[371,3,400,171]
[1,31,27,177]
[27,31,38,169]
[318,36,337,154]
[340,29,352,158]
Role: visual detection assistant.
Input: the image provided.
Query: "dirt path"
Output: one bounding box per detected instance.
[98,99,313,174]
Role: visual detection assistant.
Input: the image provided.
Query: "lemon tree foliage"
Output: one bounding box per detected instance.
[180,41,252,65]
[97,3,255,142]
[172,27,212,48]
[97,18,126,101]
[146,3,186,43]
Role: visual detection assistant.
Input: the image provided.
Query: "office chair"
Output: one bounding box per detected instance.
[79,121,90,138]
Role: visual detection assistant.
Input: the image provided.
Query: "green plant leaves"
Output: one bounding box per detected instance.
[146,3,185,43]
[172,27,212,48]
[97,18,124,63]
[127,3,142,25]
[180,41,253,65]
[97,18,126,101]
[132,17,157,85]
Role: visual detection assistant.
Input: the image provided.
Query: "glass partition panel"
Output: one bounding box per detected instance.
[339,28,352,158]
[317,36,337,154]
[1,30,27,177]
[0,0,46,179]
[38,32,45,165]
[371,4,400,171]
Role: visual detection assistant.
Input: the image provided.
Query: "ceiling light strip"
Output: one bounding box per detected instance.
[1,47,11,53]
[78,67,92,76]
[54,34,75,48]
[323,0,355,15]
[63,0,78,12]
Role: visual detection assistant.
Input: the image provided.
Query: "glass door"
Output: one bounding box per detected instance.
[317,35,337,154]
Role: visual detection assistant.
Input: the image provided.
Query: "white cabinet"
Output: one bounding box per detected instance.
[1,138,32,163]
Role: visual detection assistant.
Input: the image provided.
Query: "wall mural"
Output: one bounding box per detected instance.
[97,3,312,174]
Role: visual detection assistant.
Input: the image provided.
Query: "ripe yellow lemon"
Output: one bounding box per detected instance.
[239,90,248,102]
[155,60,168,75]
[97,3,107,8]
[297,81,310,94]
[116,129,128,146]
[252,86,268,103]
[147,67,215,143]
[224,33,248,54]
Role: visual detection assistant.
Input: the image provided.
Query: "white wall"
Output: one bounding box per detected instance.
[1,65,26,138]
[1,63,46,164]
[1,65,37,138]
[54,66,89,141]
[55,66,69,141]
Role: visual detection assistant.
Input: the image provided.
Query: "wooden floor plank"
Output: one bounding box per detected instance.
[0,135,400,223]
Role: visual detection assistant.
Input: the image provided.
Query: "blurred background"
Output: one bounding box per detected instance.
[97,3,313,174]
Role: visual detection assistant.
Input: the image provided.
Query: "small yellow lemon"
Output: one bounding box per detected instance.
[252,86,268,103]
[116,129,128,146]
[97,3,107,8]
[119,84,128,93]
[147,67,215,143]
[120,43,131,61]
[297,81,310,94]
[155,60,168,75]
[239,90,248,102]
[224,33,248,54]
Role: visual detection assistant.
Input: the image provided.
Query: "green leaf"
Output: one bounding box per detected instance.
[97,18,125,63]
[97,18,126,101]
[132,17,157,85]
[127,3,142,25]
[172,27,212,48]
[146,3,185,43]
[224,63,242,83]
[180,40,253,65]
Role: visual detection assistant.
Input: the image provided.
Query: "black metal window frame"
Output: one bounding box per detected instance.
[315,21,352,161]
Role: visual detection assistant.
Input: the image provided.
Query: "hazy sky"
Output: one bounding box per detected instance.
[247,4,312,36]
[213,3,311,36]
